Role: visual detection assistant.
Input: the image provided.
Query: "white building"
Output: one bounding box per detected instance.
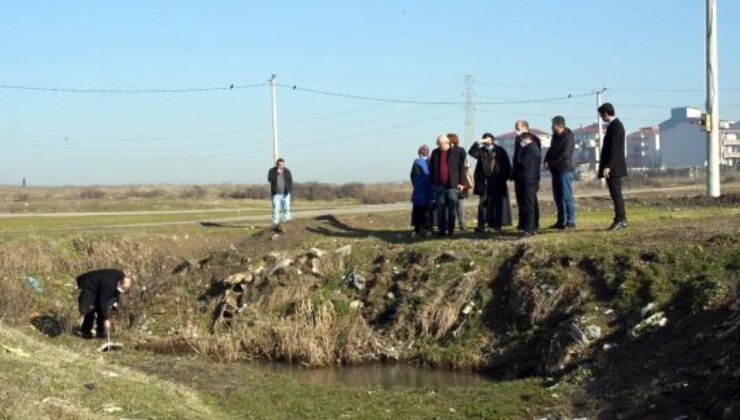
[626,126,661,169]
[493,128,551,161]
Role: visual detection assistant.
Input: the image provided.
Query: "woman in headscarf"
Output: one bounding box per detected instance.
[410,144,433,236]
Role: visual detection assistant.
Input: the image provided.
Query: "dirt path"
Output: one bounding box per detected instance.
[0,184,731,233]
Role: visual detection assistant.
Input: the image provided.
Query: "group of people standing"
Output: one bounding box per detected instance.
[410,102,628,238]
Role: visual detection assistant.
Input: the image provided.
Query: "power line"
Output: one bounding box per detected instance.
[0,83,267,94]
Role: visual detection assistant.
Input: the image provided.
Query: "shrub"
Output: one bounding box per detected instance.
[179,185,208,200]
[79,188,105,200]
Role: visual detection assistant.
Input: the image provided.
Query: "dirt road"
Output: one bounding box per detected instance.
[0,184,728,233]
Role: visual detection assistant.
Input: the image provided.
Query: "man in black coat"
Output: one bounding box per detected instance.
[429,134,466,236]
[468,133,512,232]
[267,158,294,231]
[598,103,628,231]
[76,269,132,339]
[511,120,541,232]
[545,116,577,230]
[512,133,541,237]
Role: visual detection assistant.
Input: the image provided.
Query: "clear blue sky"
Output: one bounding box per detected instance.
[0,0,738,185]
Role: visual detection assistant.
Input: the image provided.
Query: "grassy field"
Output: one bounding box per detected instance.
[0,185,738,419]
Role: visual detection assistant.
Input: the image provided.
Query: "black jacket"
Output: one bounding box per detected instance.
[513,142,542,184]
[598,118,628,178]
[468,142,511,195]
[267,167,293,196]
[545,128,576,174]
[76,269,124,312]
[429,147,466,188]
[510,133,542,181]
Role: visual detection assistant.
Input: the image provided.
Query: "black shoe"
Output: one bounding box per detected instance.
[565,223,576,230]
[608,221,627,231]
[474,226,486,233]
[549,223,566,230]
[518,231,534,239]
[77,331,93,340]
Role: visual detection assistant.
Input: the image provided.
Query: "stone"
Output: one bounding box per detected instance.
[386,292,395,299]
[310,258,322,275]
[84,383,96,391]
[349,300,364,310]
[585,325,602,340]
[641,302,657,318]
[461,302,475,315]
[631,312,668,337]
[268,259,293,276]
[101,370,120,378]
[568,324,589,345]
[335,245,352,258]
[309,248,326,258]
[224,271,254,285]
[103,404,124,414]
[2,345,30,358]
[343,271,366,291]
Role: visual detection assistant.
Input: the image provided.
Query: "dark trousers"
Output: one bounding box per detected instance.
[607,177,626,223]
[516,183,539,231]
[79,289,105,336]
[411,204,431,233]
[552,171,576,226]
[477,183,508,229]
[516,182,538,233]
[435,187,459,236]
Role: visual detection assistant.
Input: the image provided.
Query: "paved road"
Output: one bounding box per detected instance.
[0,184,720,233]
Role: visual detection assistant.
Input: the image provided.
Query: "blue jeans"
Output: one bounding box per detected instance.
[435,187,459,235]
[552,171,576,225]
[271,193,291,225]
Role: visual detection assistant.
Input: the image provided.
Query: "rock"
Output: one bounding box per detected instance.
[461,302,475,315]
[349,300,364,310]
[172,260,193,275]
[392,266,401,275]
[224,271,254,285]
[386,292,395,299]
[309,248,326,258]
[271,234,280,241]
[268,259,293,276]
[335,245,352,258]
[436,251,460,263]
[631,312,668,337]
[84,383,96,391]
[310,258,322,275]
[343,271,366,291]
[103,404,124,414]
[604,309,615,315]
[568,324,589,345]
[722,406,735,420]
[585,325,602,340]
[641,302,657,318]
[603,343,612,350]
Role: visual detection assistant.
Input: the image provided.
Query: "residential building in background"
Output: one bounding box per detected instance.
[659,107,704,168]
[494,128,551,159]
[626,126,661,169]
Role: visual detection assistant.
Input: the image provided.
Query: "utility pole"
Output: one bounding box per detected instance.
[464,75,475,149]
[270,74,280,164]
[596,88,607,186]
[706,0,721,197]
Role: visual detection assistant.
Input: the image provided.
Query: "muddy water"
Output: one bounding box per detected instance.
[259,362,491,389]
[126,353,491,390]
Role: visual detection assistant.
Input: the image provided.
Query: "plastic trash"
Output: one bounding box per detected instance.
[23,276,43,294]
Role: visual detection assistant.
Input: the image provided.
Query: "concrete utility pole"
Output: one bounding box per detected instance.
[270,74,280,164]
[706,0,721,197]
[464,75,475,149]
[596,88,606,165]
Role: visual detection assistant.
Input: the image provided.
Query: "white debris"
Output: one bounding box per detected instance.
[641,302,657,318]
[349,300,364,310]
[631,312,668,337]
[585,325,602,340]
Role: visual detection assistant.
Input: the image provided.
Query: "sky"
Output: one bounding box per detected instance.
[0,0,739,185]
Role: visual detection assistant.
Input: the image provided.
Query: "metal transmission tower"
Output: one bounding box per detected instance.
[464,75,475,148]
[706,0,720,197]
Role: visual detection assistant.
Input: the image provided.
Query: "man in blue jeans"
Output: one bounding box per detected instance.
[429,134,466,237]
[545,116,576,230]
[267,158,293,232]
